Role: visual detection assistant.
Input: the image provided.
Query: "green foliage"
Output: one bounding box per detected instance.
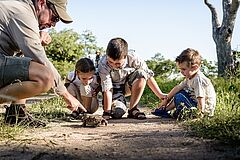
[177,107,199,121]
[146,53,217,79]
[52,60,75,79]
[29,96,70,120]
[46,28,84,62]
[183,114,240,142]
[45,29,104,79]
[201,59,217,77]
[0,96,69,140]
[141,77,181,108]
[214,77,240,113]
[146,53,177,79]
[80,30,102,55]
[0,120,25,140]
[225,50,240,78]
[182,77,240,142]
[142,54,239,142]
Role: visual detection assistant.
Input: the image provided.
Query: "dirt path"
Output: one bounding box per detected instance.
[0,100,239,160]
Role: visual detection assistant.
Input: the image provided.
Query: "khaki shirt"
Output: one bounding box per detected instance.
[0,0,66,94]
[179,71,216,116]
[66,71,100,97]
[98,52,154,92]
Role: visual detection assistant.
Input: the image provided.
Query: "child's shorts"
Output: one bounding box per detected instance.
[0,54,31,88]
[110,69,149,118]
[173,89,197,114]
[112,69,149,103]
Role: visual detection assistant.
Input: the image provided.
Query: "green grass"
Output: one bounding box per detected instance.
[183,113,240,142]
[0,96,70,140]
[141,77,181,108]
[1,76,240,143]
[29,96,70,120]
[181,77,240,143]
[141,75,240,143]
[0,121,25,140]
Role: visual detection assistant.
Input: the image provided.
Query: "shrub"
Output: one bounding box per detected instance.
[52,60,75,79]
[182,77,240,142]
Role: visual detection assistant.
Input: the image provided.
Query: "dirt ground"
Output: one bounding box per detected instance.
[0,99,239,160]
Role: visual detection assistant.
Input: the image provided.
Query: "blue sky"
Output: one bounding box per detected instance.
[56,0,240,62]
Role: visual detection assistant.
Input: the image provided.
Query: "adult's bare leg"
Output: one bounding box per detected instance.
[0,61,54,104]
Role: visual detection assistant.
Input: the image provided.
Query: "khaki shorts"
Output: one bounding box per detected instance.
[0,54,31,88]
[112,69,148,104]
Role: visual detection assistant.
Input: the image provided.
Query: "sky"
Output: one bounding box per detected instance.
[56,0,240,62]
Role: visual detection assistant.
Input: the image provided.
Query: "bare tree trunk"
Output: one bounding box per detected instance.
[204,0,240,76]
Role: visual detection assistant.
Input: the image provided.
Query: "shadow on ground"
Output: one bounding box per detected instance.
[0,125,239,160]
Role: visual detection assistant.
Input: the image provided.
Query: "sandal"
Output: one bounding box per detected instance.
[127,107,146,120]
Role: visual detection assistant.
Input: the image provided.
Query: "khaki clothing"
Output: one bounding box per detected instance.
[178,71,216,116]
[0,0,66,94]
[98,53,154,92]
[65,71,100,98]
[65,71,100,113]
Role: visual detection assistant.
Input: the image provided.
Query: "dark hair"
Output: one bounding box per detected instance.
[176,48,201,66]
[106,37,128,60]
[75,58,95,73]
[65,58,95,86]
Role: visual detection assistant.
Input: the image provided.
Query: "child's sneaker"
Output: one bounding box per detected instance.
[151,108,171,118]
[70,107,85,120]
[102,111,112,120]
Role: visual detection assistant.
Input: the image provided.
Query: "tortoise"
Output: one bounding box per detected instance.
[82,114,108,127]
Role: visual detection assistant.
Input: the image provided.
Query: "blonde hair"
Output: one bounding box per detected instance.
[176,48,201,67]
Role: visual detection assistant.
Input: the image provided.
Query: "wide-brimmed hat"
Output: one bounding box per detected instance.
[48,0,73,23]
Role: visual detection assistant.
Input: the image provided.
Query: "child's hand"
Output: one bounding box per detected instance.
[158,99,167,109]
[160,93,168,101]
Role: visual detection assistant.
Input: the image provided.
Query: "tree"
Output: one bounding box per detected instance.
[204,0,240,76]
[146,53,177,79]
[81,30,101,56]
[201,59,218,77]
[45,29,104,78]
[46,28,84,62]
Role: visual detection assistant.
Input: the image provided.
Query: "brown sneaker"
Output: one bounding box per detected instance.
[4,104,46,128]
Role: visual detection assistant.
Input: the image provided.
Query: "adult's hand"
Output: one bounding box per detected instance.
[40,31,52,46]
[61,90,87,112]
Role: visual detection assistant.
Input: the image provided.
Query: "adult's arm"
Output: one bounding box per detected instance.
[8,6,66,95]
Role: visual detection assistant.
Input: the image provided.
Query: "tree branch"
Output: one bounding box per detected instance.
[230,0,240,21]
[204,0,221,39]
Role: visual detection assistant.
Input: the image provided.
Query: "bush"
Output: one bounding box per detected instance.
[52,60,75,79]
[182,77,240,142]
[142,74,240,142]
[141,77,181,108]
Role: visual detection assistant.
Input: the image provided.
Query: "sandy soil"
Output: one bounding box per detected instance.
[0,105,239,160]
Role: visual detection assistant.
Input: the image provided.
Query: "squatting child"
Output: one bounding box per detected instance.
[98,37,166,120]
[65,58,101,118]
[152,48,216,118]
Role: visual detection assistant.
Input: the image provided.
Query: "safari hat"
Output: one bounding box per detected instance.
[48,0,73,23]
